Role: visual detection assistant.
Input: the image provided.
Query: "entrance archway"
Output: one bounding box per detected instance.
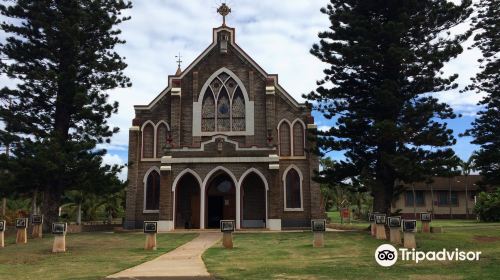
[205,173,236,228]
[175,173,201,229]
[240,172,266,228]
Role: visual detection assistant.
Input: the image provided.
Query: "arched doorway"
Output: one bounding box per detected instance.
[205,173,236,228]
[241,172,266,228]
[175,173,201,229]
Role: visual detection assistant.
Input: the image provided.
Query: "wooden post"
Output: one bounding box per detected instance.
[16,228,27,244]
[32,224,43,238]
[403,232,416,249]
[421,221,430,233]
[370,223,376,236]
[376,224,386,240]
[0,231,4,248]
[389,228,402,245]
[313,232,324,248]
[222,232,233,249]
[52,234,66,253]
[145,233,157,250]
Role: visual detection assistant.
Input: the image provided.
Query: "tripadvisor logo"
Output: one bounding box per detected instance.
[375,244,482,267]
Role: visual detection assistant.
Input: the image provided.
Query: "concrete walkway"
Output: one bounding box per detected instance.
[107,232,221,280]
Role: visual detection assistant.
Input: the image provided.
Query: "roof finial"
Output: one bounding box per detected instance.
[175,53,182,76]
[217,3,231,27]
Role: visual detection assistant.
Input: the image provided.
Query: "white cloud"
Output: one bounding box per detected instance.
[102,153,127,182]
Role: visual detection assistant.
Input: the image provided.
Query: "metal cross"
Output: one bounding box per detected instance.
[175,53,182,68]
[217,3,231,26]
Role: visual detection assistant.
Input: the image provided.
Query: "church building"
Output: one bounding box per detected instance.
[124,5,323,231]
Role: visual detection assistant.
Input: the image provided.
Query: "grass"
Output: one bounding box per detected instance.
[327,211,370,230]
[0,231,197,280]
[203,223,500,279]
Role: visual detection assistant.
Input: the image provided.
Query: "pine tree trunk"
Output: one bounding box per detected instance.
[1,198,5,216]
[77,203,82,225]
[31,190,38,215]
[42,188,62,232]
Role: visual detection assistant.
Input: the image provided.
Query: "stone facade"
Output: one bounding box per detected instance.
[125,25,323,231]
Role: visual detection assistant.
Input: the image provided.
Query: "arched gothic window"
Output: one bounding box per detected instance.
[156,122,169,158]
[145,170,160,211]
[293,122,305,156]
[142,123,155,158]
[201,72,246,132]
[285,168,302,209]
[279,121,291,156]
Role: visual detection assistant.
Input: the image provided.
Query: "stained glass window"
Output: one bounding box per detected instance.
[201,71,246,133]
[202,89,215,132]
[217,89,230,131]
[142,123,155,158]
[232,89,245,131]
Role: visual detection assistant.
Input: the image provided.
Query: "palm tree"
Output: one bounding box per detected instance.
[460,153,477,219]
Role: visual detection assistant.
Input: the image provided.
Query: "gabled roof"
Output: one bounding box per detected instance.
[134,25,305,111]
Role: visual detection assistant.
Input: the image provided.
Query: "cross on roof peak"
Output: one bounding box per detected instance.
[217,3,231,27]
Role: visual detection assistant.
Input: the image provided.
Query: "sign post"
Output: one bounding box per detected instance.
[311,219,326,248]
[387,216,402,245]
[15,218,28,244]
[403,220,417,249]
[52,222,67,253]
[220,220,235,249]
[31,215,43,238]
[143,221,158,250]
[0,220,5,247]
[420,212,431,233]
[374,214,387,240]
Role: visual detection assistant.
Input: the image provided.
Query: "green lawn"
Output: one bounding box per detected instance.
[327,211,370,230]
[203,224,500,279]
[0,232,197,280]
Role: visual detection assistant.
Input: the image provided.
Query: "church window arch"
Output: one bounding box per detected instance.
[144,168,160,212]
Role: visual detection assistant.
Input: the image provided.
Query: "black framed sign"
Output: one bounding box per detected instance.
[16,218,28,229]
[420,212,432,222]
[387,216,402,228]
[32,214,43,225]
[311,219,326,232]
[220,220,235,232]
[403,220,417,232]
[143,221,158,233]
[369,212,379,222]
[374,214,386,225]
[0,220,5,232]
[52,222,67,234]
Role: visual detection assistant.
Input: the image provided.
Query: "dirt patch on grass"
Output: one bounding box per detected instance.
[473,236,500,243]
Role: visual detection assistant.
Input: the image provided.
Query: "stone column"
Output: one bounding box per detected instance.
[124,126,140,229]
[158,168,173,232]
[268,167,282,230]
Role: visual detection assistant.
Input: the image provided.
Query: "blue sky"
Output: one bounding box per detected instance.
[0,0,485,180]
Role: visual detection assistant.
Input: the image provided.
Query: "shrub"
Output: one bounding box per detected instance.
[474,188,500,222]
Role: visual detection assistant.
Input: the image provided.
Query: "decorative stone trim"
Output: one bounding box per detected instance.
[161,156,279,164]
[265,86,275,95]
[160,166,171,172]
[307,124,318,130]
[268,219,282,231]
[157,220,174,232]
[129,126,140,131]
[269,164,280,170]
[171,87,181,96]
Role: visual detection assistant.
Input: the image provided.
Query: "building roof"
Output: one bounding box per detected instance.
[403,175,484,191]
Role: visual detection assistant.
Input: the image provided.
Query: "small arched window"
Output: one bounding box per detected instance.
[145,170,160,211]
[279,121,291,156]
[200,71,246,133]
[293,122,305,156]
[156,122,169,158]
[285,168,302,210]
[142,123,155,158]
